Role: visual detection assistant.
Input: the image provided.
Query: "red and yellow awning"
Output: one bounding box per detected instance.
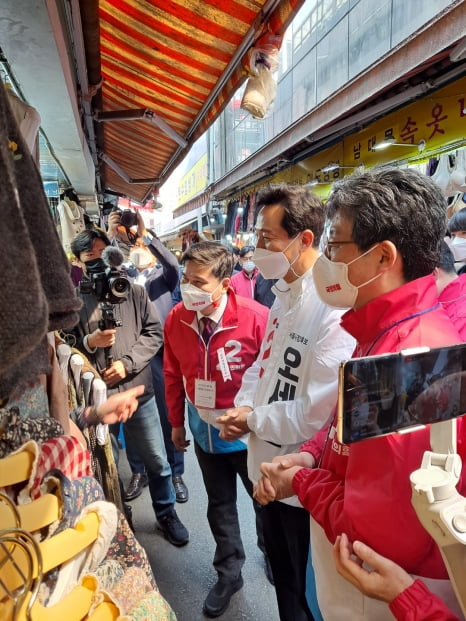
[93,0,304,202]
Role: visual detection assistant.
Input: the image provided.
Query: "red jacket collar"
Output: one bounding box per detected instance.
[341,274,438,347]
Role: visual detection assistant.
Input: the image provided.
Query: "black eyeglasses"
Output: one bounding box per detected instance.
[324,240,357,257]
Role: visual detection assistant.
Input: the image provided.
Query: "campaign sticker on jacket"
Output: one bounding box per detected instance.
[217,348,232,382]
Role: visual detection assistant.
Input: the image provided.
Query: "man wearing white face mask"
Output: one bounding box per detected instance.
[447,206,466,275]
[255,168,464,621]
[230,245,260,299]
[163,241,269,617]
[126,232,189,504]
[218,184,356,621]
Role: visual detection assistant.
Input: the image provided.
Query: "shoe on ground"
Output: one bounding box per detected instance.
[172,475,189,503]
[157,510,189,546]
[264,554,274,585]
[124,472,149,501]
[203,575,244,618]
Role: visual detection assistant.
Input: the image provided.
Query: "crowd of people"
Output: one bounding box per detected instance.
[2,71,466,620]
[68,170,466,621]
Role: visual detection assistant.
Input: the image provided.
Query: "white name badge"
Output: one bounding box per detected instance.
[217,347,232,382]
[194,378,216,409]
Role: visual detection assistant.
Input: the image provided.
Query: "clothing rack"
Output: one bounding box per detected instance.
[0,448,119,620]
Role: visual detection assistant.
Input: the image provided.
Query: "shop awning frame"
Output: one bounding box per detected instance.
[79,0,305,204]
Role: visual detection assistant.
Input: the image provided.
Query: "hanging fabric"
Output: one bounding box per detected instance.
[431,153,456,196]
[448,149,466,194]
[6,89,41,164]
[447,192,466,219]
[57,197,85,255]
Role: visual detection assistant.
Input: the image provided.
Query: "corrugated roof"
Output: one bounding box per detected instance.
[90,0,304,202]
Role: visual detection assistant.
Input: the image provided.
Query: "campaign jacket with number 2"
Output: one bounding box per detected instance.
[163,289,268,453]
[233,267,356,505]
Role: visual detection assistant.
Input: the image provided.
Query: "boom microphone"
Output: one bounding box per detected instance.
[102,245,125,268]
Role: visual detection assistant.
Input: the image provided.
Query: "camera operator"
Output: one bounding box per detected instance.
[107,206,143,259]
[69,228,189,547]
[124,221,189,504]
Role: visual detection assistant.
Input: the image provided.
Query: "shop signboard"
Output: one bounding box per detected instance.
[229,76,466,201]
[343,76,466,167]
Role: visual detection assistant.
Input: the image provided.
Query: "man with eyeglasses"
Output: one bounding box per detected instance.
[255,168,465,620]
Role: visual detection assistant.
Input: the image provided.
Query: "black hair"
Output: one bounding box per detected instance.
[325,167,447,282]
[71,228,111,258]
[181,241,235,279]
[255,183,324,247]
[239,245,255,257]
[448,207,466,233]
[438,240,456,274]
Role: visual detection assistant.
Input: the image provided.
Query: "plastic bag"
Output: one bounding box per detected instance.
[241,65,277,119]
[241,33,281,119]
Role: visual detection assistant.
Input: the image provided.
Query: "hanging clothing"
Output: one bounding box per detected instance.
[57,197,86,255]
[0,83,82,401]
[6,88,41,163]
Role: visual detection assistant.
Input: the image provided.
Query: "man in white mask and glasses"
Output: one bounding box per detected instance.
[163,241,269,618]
[218,184,355,621]
[255,168,464,621]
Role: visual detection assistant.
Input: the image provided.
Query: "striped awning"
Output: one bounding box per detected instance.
[89,0,304,203]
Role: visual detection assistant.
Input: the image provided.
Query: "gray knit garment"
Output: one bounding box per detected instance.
[0,84,82,400]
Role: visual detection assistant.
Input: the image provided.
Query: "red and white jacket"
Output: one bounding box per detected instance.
[164,289,268,434]
[294,275,466,619]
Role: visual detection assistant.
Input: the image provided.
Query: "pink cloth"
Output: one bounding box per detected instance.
[438,274,466,340]
[230,269,259,299]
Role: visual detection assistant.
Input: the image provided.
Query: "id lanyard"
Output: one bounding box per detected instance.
[364,303,440,356]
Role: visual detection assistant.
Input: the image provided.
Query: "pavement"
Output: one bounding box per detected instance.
[120,440,280,621]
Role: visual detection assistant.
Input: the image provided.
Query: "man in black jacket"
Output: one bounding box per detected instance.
[70,228,189,546]
[124,225,189,503]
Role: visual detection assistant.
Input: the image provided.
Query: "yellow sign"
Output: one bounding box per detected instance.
[178,153,208,206]
[227,76,466,201]
[343,77,466,166]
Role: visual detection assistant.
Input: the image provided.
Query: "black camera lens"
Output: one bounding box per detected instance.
[109,275,131,298]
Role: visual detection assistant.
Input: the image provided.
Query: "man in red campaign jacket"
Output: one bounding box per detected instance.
[164,241,268,618]
[255,168,466,620]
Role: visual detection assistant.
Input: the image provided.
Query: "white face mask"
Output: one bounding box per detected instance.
[180,282,223,311]
[312,244,382,309]
[130,248,153,269]
[253,235,300,279]
[449,236,466,262]
[242,260,256,273]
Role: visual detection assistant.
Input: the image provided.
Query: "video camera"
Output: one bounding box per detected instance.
[78,246,131,307]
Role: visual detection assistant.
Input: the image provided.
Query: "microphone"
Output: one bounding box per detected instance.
[102,245,125,269]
